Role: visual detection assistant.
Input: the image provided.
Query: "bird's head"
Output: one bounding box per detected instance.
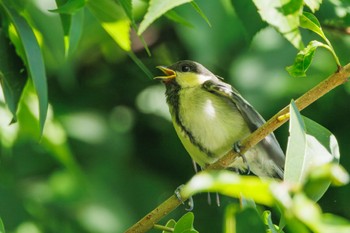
[154,60,217,88]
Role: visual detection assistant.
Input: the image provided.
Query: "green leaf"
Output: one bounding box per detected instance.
[284,100,307,183]
[0,218,5,233]
[181,171,274,206]
[304,0,322,12]
[284,100,343,200]
[286,40,325,77]
[138,0,192,35]
[174,212,198,233]
[1,1,48,134]
[299,12,340,66]
[163,219,176,233]
[119,0,134,23]
[224,204,238,233]
[304,164,349,201]
[263,211,280,233]
[231,0,267,42]
[300,12,326,41]
[236,208,265,233]
[165,10,194,28]
[53,0,84,57]
[252,0,304,49]
[190,1,211,27]
[87,0,131,51]
[0,29,27,122]
[50,0,85,14]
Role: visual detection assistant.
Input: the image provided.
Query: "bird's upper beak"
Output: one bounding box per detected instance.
[154,66,176,81]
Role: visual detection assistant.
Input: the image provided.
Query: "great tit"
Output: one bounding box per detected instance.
[155,60,285,179]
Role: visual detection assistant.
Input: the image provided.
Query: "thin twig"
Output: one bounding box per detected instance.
[125,64,350,233]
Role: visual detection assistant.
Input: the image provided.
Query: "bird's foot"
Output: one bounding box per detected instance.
[175,185,194,211]
[233,141,251,175]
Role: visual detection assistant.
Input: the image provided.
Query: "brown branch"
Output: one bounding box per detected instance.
[125,64,350,233]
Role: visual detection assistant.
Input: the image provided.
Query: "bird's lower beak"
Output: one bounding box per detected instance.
[154,66,176,81]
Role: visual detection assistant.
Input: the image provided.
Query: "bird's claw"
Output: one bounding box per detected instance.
[175,185,194,211]
[233,141,251,175]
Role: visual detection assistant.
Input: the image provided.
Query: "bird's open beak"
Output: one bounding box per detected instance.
[154,66,176,81]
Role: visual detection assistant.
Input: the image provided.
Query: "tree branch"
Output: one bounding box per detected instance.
[125,64,350,233]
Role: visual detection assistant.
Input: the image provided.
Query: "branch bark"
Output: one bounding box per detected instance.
[125,64,350,233]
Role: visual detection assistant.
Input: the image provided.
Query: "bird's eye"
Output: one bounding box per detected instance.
[181,65,191,72]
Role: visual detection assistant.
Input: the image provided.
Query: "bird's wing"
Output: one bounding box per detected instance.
[202,80,285,176]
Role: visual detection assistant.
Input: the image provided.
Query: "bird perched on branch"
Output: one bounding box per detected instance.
[155,60,285,179]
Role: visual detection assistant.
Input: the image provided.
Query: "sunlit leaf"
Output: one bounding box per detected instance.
[0,29,27,122]
[263,211,279,233]
[174,212,198,233]
[1,1,48,134]
[224,204,238,233]
[231,0,267,42]
[300,12,325,41]
[50,0,85,14]
[181,171,274,206]
[292,194,350,232]
[299,12,340,66]
[284,100,307,183]
[304,0,322,12]
[304,164,349,201]
[138,0,192,35]
[0,218,5,233]
[252,0,303,49]
[286,40,325,77]
[87,0,131,51]
[284,100,343,200]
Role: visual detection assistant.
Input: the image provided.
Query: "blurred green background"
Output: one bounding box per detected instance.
[1,0,350,232]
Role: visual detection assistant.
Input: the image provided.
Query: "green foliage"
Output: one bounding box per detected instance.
[0,29,27,122]
[157,212,198,233]
[0,218,5,233]
[1,0,48,134]
[138,0,193,35]
[0,0,350,232]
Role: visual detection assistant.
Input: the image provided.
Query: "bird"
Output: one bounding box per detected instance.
[155,60,285,179]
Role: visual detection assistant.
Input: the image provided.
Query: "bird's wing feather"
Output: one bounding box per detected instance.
[202,80,285,176]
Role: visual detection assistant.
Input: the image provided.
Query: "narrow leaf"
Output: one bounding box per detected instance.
[252,0,304,49]
[0,29,27,122]
[165,10,194,28]
[87,0,131,51]
[53,0,84,57]
[190,1,211,27]
[0,218,5,233]
[284,100,307,183]
[138,0,192,35]
[2,1,48,133]
[286,40,325,78]
[181,171,274,206]
[50,0,85,14]
[119,0,134,23]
